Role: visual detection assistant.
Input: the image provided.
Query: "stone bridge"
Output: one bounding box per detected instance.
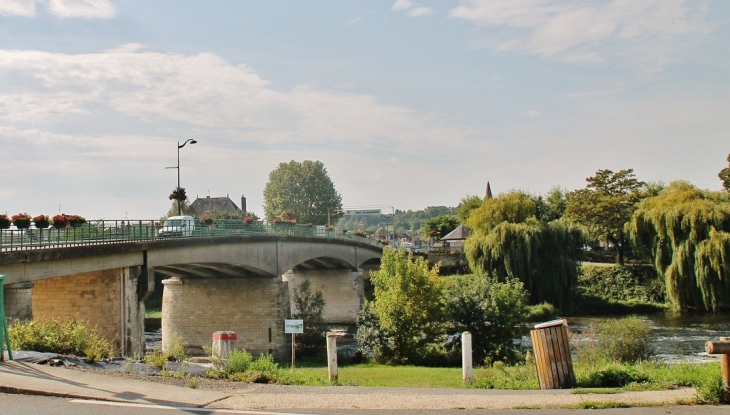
[0,234,382,358]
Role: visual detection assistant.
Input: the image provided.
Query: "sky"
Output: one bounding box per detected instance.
[0,0,728,220]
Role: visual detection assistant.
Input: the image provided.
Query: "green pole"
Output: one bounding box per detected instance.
[0,275,11,360]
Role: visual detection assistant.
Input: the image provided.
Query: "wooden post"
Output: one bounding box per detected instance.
[462,331,473,383]
[327,333,338,382]
[291,333,296,369]
[705,337,730,403]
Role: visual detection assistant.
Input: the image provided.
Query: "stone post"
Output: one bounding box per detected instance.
[212,331,237,359]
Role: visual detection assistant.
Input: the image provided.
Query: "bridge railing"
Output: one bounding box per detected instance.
[0,219,386,252]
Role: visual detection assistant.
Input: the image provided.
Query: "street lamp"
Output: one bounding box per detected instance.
[166,138,197,215]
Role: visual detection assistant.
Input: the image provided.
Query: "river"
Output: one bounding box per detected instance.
[145,312,730,364]
[525,312,730,364]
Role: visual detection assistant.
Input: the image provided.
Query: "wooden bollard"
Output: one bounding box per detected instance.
[530,319,576,389]
[705,337,730,403]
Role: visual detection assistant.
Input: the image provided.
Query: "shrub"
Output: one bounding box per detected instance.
[166,332,188,362]
[8,315,113,359]
[597,317,653,363]
[145,350,167,368]
[249,353,279,373]
[444,276,529,365]
[222,349,253,375]
[577,265,665,304]
[525,302,559,322]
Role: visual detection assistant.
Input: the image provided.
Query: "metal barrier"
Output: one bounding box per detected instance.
[0,220,384,252]
[0,275,12,361]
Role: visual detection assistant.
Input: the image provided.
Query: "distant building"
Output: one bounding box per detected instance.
[440,225,470,252]
[190,195,247,218]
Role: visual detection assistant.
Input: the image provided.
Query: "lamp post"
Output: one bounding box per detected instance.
[166,139,197,216]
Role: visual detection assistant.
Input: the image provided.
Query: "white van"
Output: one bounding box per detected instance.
[158,215,195,237]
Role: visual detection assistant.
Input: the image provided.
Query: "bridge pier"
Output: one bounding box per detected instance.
[282,269,364,325]
[161,277,289,360]
[27,267,146,357]
[3,282,34,321]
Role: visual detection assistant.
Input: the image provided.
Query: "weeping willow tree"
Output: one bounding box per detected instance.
[465,191,583,313]
[628,181,730,311]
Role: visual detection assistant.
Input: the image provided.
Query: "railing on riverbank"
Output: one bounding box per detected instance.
[0,220,385,252]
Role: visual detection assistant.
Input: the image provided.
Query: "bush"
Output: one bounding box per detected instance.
[597,317,653,363]
[577,265,665,304]
[222,349,253,375]
[8,315,113,359]
[444,276,529,365]
[166,332,188,362]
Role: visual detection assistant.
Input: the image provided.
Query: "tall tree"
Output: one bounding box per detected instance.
[465,191,582,312]
[539,186,568,223]
[629,181,730,311]
[455,195,483,223]
[367,247,443,364]
[420,214,460,240]
[263,160,343,225]
[564,169,645,265]
[719,153,730,192]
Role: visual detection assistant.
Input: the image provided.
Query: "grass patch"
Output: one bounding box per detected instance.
[145,308,162,319]
[572,388,621,394]
[293,364,468,388]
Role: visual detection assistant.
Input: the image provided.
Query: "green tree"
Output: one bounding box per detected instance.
[291,280,326,355]
[465,191,582,312]
[564,169,646,265]
[719,153,730,192]
[367,247,443,363]
[162,199,195,219]
[455,195,483,223]
[628,181,730,311]
[539,186,568,223]
[445,276,528,365]
[420,215,460,240]
[263,160,343,225]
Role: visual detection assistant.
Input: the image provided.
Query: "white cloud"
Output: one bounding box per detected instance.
[391,0,414,12]
[0,0,116,19]
[391,0,434,18]
[449,0,710,66]
[47,0,116,18]
[523,109,541,118]
[0,0,35,16]
[343,16,362,26]
[407,7,434,18]
[0,45,478,150]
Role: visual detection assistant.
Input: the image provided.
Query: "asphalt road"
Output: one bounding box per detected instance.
[0,393,727,415]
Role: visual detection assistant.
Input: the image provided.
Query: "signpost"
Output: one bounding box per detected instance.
[285,319,304,368]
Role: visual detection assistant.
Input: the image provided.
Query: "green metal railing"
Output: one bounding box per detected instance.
[0,275,12,361]
[0,220,386,252]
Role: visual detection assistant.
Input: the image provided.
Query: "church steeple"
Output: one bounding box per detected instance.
[485,181,493,199]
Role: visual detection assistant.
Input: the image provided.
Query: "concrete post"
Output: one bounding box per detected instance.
[327,333,338,381]
[462,331,473,383]
[4,282,34,321]
[212,331,237,358]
